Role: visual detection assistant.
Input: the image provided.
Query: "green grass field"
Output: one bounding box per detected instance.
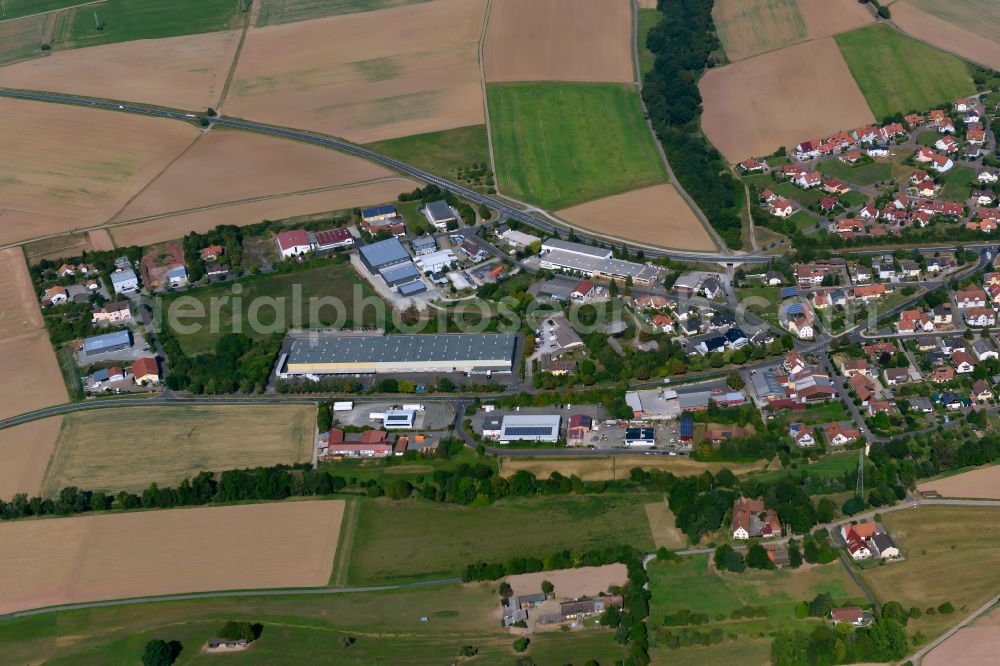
[651,639,773,666]
[818,158,891,187]
[255,0,430,26]
[487,82,666,210]
[0,0,83,19]
[648,555,867,640]
[0,582,626,665]
[164,261,380,355]
[747,451,864,485]
[834,24,975,121]
[51,0,242,50]
[365,125,490,185]
[345,494,657,585]
[735,286,780,326]
[940,165,976,201]
[637,8,660,78]
[788,211,818,233]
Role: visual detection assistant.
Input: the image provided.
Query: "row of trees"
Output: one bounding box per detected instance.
[642,0,744,249]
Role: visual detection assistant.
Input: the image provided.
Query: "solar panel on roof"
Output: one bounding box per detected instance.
[784,303,805,315]
[780,287,799,298]
[504,426,555,436]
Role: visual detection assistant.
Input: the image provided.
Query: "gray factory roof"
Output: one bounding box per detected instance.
[110,269,137,285]
[359,237,410,269]
[380,262,420,284]
[541,238,612,260]
[424,200,456,222]
[288,333,517,365]
[539,249,659,281]
[397,280,427,296]
[83,329,132,353]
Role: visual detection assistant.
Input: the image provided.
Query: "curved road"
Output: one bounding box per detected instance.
[0,87,756,264]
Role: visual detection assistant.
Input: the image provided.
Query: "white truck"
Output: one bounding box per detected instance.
[402,404,425,411]
[333,401,354,412]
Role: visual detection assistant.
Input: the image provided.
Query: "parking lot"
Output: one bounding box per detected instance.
[332,401,454,431]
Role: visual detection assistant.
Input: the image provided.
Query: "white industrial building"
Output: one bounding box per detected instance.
[383,409,416,430]
[414,249,457,274]
[538,239,661,286]
[498,414,561,443]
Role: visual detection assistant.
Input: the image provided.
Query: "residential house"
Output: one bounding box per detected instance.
[132,357,159,384]
[883,367,911,386]
[930,365,955,383]
[91,301,131,324]
[43,286,68,305]
[731,497,781,540]
[110,269,139,294]
[973,339,998,361]
[831,607,866,626]
[973,380,993,402]
[200,245,223,261]
[789,422,815,447]
[934,304,953,326]
[953,351,977,374]
[651,314,674,333]
[956,287,988,309]
[825,423,861,446]
[839,358,871,378]
[275,229,312,258]
[897,310,933,334]
[966,307,997,327]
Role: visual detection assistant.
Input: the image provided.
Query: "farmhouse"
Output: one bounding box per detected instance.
[499,414,561,443]
[423,200,457,231]
[82,330,133,357]
[283,333,517,376]
[831,607,866,626]
[276,229,312,258]
[132,357,160,384]
[43,286,68,305]
[731,497,780,540]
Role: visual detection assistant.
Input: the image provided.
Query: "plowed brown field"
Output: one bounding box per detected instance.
[0,30,242,109]
[110,178,418,246]
[0,98,197,243]
[115,130,395,222]
[0,418,62,500]
[484,0,633,83]
[556,184,716,251]
[226,0,486,142]
[917,466,1000,500]
[893,3,1000,70]
[0,247,67,419]
[0,500,345,614]
[700,38,875,162]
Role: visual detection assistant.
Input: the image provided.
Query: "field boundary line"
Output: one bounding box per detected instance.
[329,498,360,587]
[908,595,1000,666]
[476,0,498,186]
[0,0,105,23]
[215,0,253,112]
[105,132,206,226]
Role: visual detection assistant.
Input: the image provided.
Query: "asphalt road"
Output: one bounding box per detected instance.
[0,87,754,264]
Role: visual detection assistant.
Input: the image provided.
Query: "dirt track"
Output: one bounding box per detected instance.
[110,178,418,246]
[506,563,627,599]
[699,38,875,162]
[0,31,242,110]
[226,0,486,143]
[485,0,633,83]
[557,184,716,251]
[115,130,396,222]
[0,500,345,615]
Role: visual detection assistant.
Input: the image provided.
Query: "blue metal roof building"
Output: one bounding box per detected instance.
[361,204,397,220]
[82,329,132,356]
[380,262,420,287]
[359,237,411,272]
[779,287,799,299]
[680,415,694,440]
[397,280,427,296]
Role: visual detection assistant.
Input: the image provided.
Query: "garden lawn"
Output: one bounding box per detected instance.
[834,24,975,121]
[164,261,380,355]
[52,0,242,49]
[364,125,490,184]
[746,451,863,485]
[735,286,780,326]
[772,181,822,208]
[788,211,818,233]
[346,494,658,584]
[819,158,892,186]
[487,82,666,210]
[940,165,975,201]
[647,554,867,639]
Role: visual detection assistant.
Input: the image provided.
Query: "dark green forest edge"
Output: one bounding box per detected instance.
[642,0,744,249]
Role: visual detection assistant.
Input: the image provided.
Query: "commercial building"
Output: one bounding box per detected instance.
[82,329,133,356]
[500,228,540,248]
[624,389,680,420]
[284,333,517,375]
[383,409,416,430]
[414,249,457,274]
[358,237,411,273]
[110,269,139,293]
[499,414,561,443]
[624,427,656,447]
[539,239,661,286]
[361,205,398,223]
[276,229,312,258]
[423,200,457,230]
[313,228,354,251]
[410,235,438,256]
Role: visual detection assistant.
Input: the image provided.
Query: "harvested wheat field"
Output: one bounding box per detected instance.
[506,563,627,599]
[645,501,688,550]
[500,456,766,481]
[700,38,874,162]
[226,0,485,143]
[111,178,417,246]
[556,184,716,251]
[637,0,657,7]
[925,605,1000,666]
[0,500,344,614]
[23,233,92,263]
[0,418,62,500]
[0,30,241,110]
[484,0,633,83]
[41,404,315,495]
[0,98,197,244]
[893,2,1000,71]
[0,247,67,419]
[115,130,395,222]
[87,229,115,251]
[799,0,873,39]
[917,465,1000,500]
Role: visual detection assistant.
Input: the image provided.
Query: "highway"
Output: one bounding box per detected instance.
[0,87,753,264]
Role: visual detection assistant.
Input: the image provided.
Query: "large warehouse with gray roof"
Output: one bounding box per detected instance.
[284,333,517,375]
